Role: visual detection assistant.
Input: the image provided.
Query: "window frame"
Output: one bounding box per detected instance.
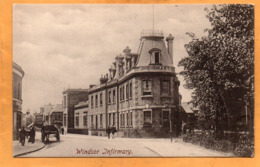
[142,80,152,96]
[95,94,98,107]
[83,112,87,126]
[126,83,129,100]
[109,113,111,126]
[129,82,132,98]
[161,80,171,96]
[162,109,170,126]
[91,115,94,128]
[112,113,116,126]
[75,113,79,127]
[100,93,103,106]
[149,48,162,65]
[143,109,152,126]
[113,89,116,103]
[129,111,133,127]
[126,112,129,127]
[122,85,125,101]
[100,114,103,128]
[108,90,111,104]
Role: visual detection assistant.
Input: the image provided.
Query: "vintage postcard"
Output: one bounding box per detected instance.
[0,1,259,167]
[11,4,254,158]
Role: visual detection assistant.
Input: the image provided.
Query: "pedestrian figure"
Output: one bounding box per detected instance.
[183,123,187,134]
[19,127,26,146]
[111,125,117,139]
[28,126,35,143]
[61,126,64,135]
[106,126,111,139]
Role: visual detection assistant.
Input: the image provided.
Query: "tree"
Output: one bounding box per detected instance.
[178,4,254,138]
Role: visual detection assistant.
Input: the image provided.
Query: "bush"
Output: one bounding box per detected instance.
[183,131,234,153]
[214,140,232,152]
[234,135,254,157]
[183,131,254,156]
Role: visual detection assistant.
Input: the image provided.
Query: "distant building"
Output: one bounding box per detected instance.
[42,103,54,125]
[34,113,44,126]
[13,62,24,140]
[87,30,181,137]
[50,104,63,125]
[40,107,44,114]
[62,89,88,133]
[73,101,88,134]
[180,102,198,130]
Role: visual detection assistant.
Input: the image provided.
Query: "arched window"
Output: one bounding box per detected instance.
[149,48,161,65]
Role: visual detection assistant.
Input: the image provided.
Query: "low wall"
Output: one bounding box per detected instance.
[67,127,177,138]
[120,127,174,138]
[88,129,106,136]
[68,128,88,135]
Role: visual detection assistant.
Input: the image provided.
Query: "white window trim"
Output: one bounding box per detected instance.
[162,109,171,124]
[143,109,152,124]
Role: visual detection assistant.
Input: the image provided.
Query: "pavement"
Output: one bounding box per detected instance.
[140,138,234,157]
[66,134,233,157]
[13,139,45,157]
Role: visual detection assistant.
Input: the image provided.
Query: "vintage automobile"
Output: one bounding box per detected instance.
[41,124,60,143]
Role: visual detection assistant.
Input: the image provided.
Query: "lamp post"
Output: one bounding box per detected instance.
[165,103,172,142]
[170,109,172,142]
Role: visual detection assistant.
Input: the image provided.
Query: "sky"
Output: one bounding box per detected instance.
[13,4,212,113]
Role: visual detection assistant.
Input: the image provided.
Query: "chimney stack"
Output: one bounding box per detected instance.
[100,74,108,84]
[166,34,174,65]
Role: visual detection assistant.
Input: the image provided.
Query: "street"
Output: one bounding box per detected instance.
[21,132,233,157]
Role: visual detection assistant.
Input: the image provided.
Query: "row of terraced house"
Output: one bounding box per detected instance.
[62,30,188,138]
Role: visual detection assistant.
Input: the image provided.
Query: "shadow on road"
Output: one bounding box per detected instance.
[43,140,63,149]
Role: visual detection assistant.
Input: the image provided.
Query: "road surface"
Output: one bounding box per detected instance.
[21,132,233,157]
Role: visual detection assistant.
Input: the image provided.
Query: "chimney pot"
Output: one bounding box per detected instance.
[166,34,174,65]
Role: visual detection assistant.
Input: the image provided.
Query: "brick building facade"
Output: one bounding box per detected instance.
[62,89,88,133]
[13,62,24,140]
[73,101,88,134]
[50,104,63,125]
[42,103,54,125]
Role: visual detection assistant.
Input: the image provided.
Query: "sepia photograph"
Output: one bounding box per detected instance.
[12,4,254,157]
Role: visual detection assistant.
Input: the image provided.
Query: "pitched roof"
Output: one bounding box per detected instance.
[136,36,173,67]
[43,104,54,115]
[50,104,63,115]
[63,88,88,94]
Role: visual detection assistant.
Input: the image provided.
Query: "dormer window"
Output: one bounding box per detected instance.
[155,51,160,64]
[149,48,161,65]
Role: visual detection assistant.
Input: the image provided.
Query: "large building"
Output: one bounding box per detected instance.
[62,89,88,133]
[87,30,181,137]
[13,62,24,140]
